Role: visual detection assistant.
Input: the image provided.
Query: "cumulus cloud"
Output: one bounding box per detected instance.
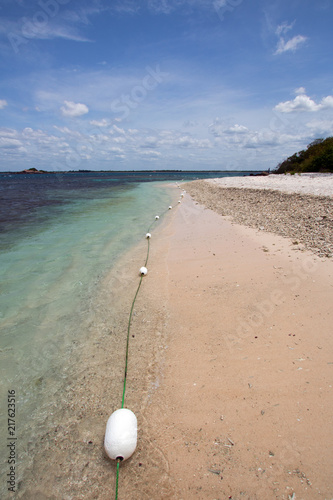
[89,119,110,127]
[306,120,333,136]
[274,93,333,113]
[0,127,17,137]
[113,125,126,135]
[60,100,89,117]
[109,147,124,153]
[209,121,249,138]
[244,130,283,148]
[225,124,249,134]
[321,96,333,108]
[0,137,22,148]
[0,99,8,109]
[295,87,306,95]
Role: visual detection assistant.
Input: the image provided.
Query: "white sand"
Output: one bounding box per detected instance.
[208,173,333,197]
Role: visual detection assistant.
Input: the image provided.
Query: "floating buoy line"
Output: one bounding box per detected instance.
[104,185,186,500]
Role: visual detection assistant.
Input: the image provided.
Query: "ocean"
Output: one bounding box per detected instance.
[0,170,255,496]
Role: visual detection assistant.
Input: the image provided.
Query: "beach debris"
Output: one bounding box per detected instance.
[168,205,172,209]
[227,437,234,446]
[104,409,137,461]
[208,469,221,475]
[155,215,159,219]
[146,233,151,239]
[140,266,148,275]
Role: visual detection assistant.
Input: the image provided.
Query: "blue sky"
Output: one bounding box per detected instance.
[0,0,332,171]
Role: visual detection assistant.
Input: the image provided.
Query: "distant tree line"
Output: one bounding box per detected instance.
[274,136,333,173]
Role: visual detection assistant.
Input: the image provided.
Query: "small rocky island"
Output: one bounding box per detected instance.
[17,168,48,174]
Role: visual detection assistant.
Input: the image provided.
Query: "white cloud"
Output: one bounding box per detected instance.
[295,87,306,95]
[22,23,91,42]
[0,137,22,149]
[209,121,249,137]
[112,136,126,144]
[244,130,282,148]
[225,124,249,134]
[140,150,161,157]
[109,147,124,153]
[0,127,17,138]
[178,136,211,148]
[0,99,8,109]
[275,34,307,54]
[158,133,212,149]
[273,20,307,55]
[0,5,97,45]
[306,120,333,136]
[53,125,83,137]
[113,125,126,135]
[89,119,110,127]
[60,100,89,117]
[274,93,333,113]
[276,21,294,36]
[321,96,333,108]
[141,136,159,148]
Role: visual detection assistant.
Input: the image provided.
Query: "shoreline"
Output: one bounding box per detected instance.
[14,177,333,498]
[13,186,180,499]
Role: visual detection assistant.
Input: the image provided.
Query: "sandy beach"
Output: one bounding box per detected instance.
[142,177,333,500]
[16,174,333,499]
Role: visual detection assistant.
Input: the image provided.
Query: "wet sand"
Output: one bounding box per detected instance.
[16,182,333,499]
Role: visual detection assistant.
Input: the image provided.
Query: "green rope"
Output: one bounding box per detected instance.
[114,205,175,500]
[115,460,120,500]
[121,274,143,409]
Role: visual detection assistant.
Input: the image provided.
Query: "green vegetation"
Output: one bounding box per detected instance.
[274,137,333,174]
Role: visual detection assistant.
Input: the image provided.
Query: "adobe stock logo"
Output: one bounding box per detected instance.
[8,0,71,54]
[110,65,168,120]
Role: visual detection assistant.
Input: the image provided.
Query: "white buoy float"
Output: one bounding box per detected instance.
[168,206,172,210]
[146,232,151,239]
[140,266,148,275]
[104,408,137,461]
[155,215,159,220]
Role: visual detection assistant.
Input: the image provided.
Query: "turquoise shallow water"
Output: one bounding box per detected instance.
[0,170,257,494]
[0,178,178,493]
